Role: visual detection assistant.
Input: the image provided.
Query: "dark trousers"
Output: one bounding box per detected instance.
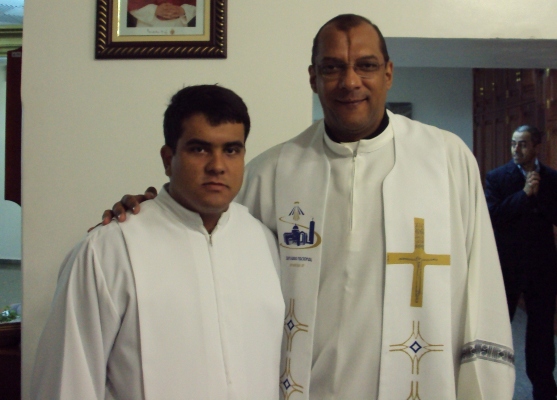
[508,289,557,400]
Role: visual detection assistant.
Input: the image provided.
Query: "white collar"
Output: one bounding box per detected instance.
[156,184,231,233]
[323,121,394,157]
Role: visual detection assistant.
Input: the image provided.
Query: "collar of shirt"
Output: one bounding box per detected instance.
[324,120,394,157]
[324,108,390,143]
[516,158,540,177]
[158,183,231,233]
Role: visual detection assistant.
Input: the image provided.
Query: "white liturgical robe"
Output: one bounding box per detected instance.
[31,188,285,400]
[236,111,515,399]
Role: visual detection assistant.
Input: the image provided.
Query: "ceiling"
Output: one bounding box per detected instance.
[386,38,557,69]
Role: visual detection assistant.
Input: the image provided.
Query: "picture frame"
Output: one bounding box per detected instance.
[386,102,412,119]
[95,0,226,59]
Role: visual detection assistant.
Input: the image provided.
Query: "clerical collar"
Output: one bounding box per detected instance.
[324,118,393,157]
[324,109,389,143]
[516,158,540,177]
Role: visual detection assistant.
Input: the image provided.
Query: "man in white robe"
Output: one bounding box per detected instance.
[238,112,514,400]
[31,85,285,400]
[104,14,515,400]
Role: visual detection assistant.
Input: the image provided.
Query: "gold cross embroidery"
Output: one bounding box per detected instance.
[387,218,450,307]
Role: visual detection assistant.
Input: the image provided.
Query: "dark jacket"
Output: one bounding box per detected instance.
[485,160,557,293]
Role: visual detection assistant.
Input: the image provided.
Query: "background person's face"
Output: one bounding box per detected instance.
[309,23,393,142]
[511,130,538,168]
[161,114,245,228]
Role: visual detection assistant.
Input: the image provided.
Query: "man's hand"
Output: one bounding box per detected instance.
[523,171,540,196]
[90,187,158,231]
[155,3,185,20]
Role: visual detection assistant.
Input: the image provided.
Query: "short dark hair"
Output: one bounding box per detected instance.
[163,85,251,152]
[515,125,542,146]
[311,14,390,65]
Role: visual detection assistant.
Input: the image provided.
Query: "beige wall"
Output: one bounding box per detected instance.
[21,0,557,397]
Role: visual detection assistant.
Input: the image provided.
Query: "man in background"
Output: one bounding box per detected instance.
[485,125,557,400]
[104,14,515,399]
[32,85,284,399]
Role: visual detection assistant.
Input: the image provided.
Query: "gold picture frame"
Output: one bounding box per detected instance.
[95,0,226,59]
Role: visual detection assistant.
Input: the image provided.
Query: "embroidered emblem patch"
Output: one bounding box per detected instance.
[279,202,322,252]
[280,357,304,399]
[390,321,444,375]
[460,340,514,367]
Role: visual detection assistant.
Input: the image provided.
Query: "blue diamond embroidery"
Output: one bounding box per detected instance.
[287,320,295,330]
[282,379,291,390]
[410,341,422,353]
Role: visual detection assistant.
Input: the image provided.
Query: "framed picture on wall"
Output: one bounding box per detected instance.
[386,102,412,119]
[95,0,226,59]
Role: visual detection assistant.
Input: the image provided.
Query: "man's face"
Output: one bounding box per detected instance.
[309,23,393,142]
[161,114,245,226]
[511,130,538,168]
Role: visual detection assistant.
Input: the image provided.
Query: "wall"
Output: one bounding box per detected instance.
[0,62,21,261]
[388,68,474,149]
[21,0,557,397]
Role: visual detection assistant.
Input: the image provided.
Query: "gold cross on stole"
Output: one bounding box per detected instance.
[387,218,451,307]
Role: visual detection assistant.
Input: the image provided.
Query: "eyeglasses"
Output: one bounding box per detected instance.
[316,61,385,80]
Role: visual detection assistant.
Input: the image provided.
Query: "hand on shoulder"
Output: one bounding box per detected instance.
[88,187,158,232]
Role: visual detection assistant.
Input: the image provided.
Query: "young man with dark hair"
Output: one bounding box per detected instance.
[31,85,284,399]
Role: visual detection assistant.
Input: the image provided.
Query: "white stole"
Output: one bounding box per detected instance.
[276,121,329,399]
[379,115,455,399]
[275,113,455,399]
